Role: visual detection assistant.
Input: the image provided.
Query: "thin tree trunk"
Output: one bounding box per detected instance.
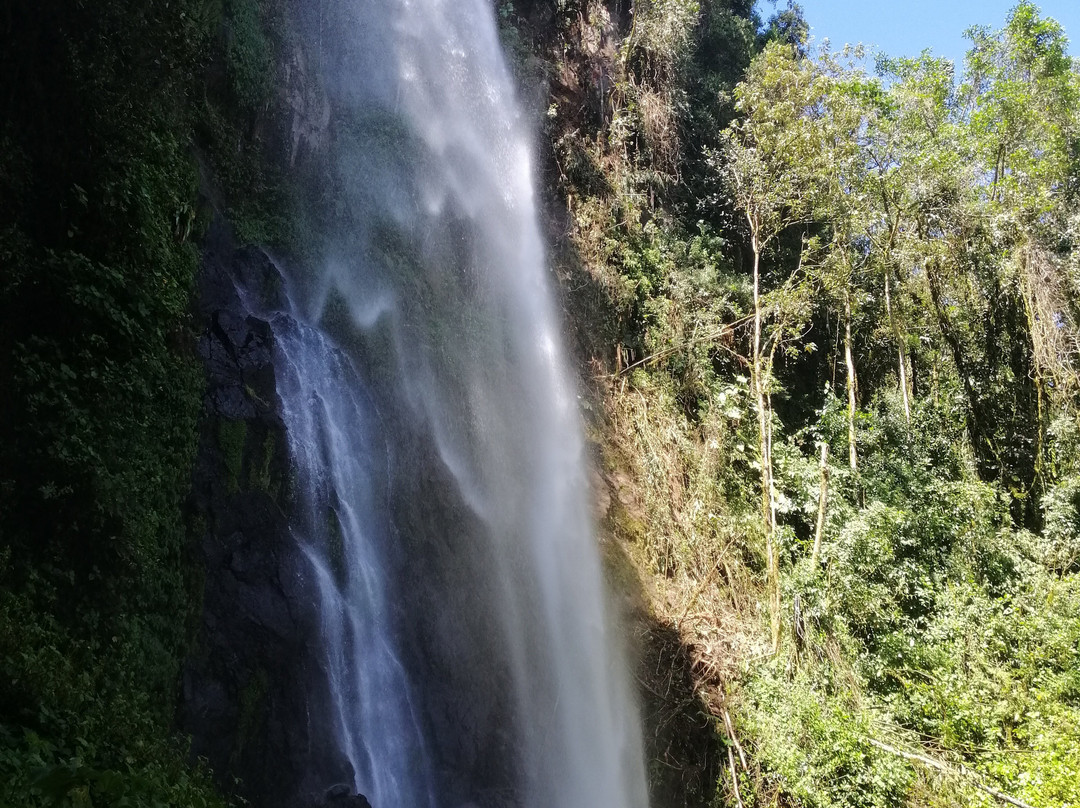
[750,230,780,651]
[884,271,911,424]
[811,441,829,572]
[927,259,992,476]
[1019,249,1047,491]
[844,292,858,472]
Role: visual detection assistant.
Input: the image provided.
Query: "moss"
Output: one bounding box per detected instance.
[194,0,295,251]
[605,498,647,545]
[218,418,248,494]
[252,430,277,495]
[234,667,270,762]
[601,530,648,615]
[223,0,274,115]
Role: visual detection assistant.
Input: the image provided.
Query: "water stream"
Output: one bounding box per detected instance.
[267,1,649,805]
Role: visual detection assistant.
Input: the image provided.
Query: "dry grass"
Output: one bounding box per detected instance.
[587,368,773,805]
[1022,244,1080,399]
[637,86,681,175]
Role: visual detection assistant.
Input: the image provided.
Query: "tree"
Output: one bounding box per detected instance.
[720,41,840,648]
[964,3,1080,502]
[879,4,1080,526]
[864,52,956,425]
[813,47,877,472]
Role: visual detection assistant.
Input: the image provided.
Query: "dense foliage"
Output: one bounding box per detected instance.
[721,13,1080,805]
[0,0,288,804]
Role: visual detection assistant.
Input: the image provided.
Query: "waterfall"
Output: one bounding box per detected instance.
[262,1,649,806]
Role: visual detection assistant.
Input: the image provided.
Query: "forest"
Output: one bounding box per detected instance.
[1,0,1078,807]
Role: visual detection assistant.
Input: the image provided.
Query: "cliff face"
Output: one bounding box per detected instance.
[180,229,525,808]
[177,5,356,799]
[182,227,355,808]
[179,3,748,806]
[181,5,560,805]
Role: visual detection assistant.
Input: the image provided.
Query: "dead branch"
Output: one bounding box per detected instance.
[868,739,1036,808]
[722,709,748,772]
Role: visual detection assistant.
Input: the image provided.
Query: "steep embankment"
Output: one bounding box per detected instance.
[496,2,764,804]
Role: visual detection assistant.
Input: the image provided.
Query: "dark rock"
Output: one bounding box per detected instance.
[320,784,374,808]
[181,221,354,808]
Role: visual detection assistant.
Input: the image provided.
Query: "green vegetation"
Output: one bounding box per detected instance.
[720,17,1080,806]
[0,0,290,803]
[2,0,1078,805]
[504,1,1080,805]
[199,0,295,248]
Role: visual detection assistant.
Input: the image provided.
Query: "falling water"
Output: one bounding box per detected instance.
[264,1,649,806]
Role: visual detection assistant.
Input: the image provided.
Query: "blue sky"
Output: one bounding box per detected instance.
[764,1,1080,65]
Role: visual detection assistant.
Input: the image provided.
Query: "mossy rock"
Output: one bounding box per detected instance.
[218,418,249,494]
[234,666,270,763]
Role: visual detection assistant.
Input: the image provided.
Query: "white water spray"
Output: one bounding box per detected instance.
[271,1,649,806]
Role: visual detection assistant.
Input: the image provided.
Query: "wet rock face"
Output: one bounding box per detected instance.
[183,225,527,808]
[181,224,355,808]
[283,43,331,167]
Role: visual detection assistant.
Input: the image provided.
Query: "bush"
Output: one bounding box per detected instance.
[741,664,912,808]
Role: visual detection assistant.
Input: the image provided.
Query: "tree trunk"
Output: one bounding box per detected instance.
[751,230,780,651]
[884,271,911,424]
[844,292,858,472]
[1019,248,1048,499]
[811,441,829,572]
[927,259,994,479]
